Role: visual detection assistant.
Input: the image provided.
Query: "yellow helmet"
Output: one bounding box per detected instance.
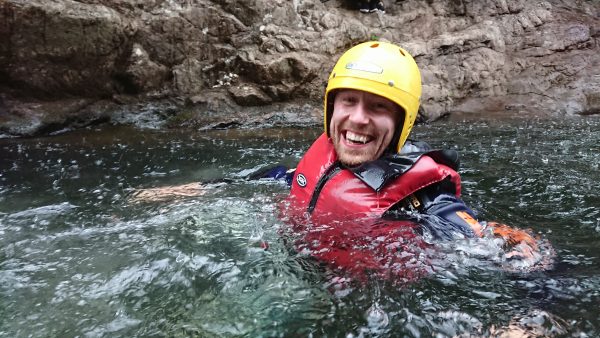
[324,41,422,153]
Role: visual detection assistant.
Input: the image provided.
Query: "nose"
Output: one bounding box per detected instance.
[347,101,369,125]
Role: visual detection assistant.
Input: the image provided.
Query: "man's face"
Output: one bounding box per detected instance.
[330,89,401,166]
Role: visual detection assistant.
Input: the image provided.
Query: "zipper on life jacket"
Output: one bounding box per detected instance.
[307,161,342,214]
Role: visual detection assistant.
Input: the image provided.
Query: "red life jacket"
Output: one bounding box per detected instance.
[279,133,462,283]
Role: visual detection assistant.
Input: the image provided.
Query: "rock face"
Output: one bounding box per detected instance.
[1,0,599,136]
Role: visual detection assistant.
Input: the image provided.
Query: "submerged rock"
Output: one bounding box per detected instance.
[1,0,599,136]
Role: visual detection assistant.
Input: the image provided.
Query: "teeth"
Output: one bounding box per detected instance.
[346,131,369,144]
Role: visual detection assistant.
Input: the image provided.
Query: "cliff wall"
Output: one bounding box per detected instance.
[1,0,599,135]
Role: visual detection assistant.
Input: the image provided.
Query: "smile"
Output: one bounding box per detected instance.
[345,131,372,145]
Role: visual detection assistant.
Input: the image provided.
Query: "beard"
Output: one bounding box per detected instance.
[332,132,380,167]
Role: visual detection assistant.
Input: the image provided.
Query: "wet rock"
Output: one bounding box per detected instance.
[583,92,600,115]
[110,99,180,129]
[228,84,273,106]
[121,43,169,93]
[0,98,112,136]
[172,58,206,95]
[0,0,134,97]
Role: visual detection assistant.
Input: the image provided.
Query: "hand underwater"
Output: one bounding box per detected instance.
[487,222,554,271]
[128,182,205,203]
[490,222,538,250]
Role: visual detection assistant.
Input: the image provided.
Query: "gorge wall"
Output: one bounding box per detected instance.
[1,0,599,136]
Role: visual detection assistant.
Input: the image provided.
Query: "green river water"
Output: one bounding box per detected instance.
[1,114,599,337]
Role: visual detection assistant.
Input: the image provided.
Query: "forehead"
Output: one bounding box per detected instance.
[334,89,395,104]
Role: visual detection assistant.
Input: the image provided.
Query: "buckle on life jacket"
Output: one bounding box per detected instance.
[408,194,421,209]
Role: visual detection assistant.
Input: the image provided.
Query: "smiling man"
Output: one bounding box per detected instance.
[130,41,550,277]
[282,41,549,279]
[286,41,463,230]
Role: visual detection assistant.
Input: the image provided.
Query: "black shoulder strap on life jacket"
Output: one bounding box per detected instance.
[348,148,460,192]
[425,149,460,171]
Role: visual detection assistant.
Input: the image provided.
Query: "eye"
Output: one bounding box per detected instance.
[338,93,358,105]
[372,100,395,113]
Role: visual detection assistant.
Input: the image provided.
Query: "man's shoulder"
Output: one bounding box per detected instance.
[400,139,433,154]
[347,141,460,192]
[396,140,460,171]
